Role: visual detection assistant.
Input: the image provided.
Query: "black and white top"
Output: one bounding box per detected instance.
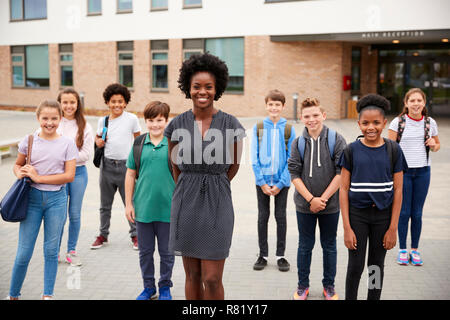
[389,115,438,168]
[338,140,408,210]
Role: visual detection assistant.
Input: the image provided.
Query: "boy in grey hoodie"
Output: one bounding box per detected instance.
[288,98,346,300]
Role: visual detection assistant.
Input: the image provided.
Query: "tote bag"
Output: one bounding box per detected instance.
[0,135,33,222]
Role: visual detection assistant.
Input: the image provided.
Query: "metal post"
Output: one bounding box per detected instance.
[292,92,299,123]
[79,92,85,109]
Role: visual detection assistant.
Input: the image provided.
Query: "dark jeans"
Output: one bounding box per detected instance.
[256,186,289,257]
[398,166,430,249]
[345,205,391,300]
[99,157,136,238]
[136,221,174,289]
[296,211,339,288]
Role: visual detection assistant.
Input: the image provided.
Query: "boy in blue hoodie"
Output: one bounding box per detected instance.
[251,89,296,272]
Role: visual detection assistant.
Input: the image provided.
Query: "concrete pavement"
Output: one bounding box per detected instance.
[1,110,449,300]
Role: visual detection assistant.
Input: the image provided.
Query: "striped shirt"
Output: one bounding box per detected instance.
[338,140,408,209]
[389,115,438,168]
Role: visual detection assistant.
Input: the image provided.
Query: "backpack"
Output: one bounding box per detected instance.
[397,114,430,161]
[343,137,398,176]
[297,128,337,162]
[133,133,173,180]
[256,121,292,152]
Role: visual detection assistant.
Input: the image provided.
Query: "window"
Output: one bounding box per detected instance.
[151,40,169,91]
[11,45,49,88]
[117,41,133,88]
[351,47,362,93]
[117,0,132,12]
[182,38,244,92]
[183,0,202,9]
[60,44,73,87]
[10,0,47,21]
[11,47,25,87]
[183,39,204,61]
[87,0,101,15]
[151,0,168,11]
[206,38,244,92]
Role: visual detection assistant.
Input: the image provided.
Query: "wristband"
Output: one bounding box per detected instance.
[308,196,314,203]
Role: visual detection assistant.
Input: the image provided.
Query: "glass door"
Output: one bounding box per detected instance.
[431,61,450,116]
[379,62,404,114]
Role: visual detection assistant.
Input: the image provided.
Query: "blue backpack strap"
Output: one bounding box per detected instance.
[327,128,336,160]
[297,136,306,161]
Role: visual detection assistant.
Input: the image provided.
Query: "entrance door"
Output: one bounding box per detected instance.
[431,61,450,116]
[378,47,450,117]
[379,62,404,114]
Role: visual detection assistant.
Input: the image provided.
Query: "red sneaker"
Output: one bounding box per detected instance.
[91,235,108,249]
[132,236,138,250]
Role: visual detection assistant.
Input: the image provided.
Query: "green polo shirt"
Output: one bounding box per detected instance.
[126,134,175,223]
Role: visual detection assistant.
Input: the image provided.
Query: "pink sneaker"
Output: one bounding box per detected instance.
[65,251,82,266]
[410,250,423,266]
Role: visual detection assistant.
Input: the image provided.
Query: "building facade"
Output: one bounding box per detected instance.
[1,0,449,118]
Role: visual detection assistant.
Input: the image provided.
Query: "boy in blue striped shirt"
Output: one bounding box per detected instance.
[339,94,408,300]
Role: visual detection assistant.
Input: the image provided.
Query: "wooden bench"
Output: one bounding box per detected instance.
[0,138,21,165]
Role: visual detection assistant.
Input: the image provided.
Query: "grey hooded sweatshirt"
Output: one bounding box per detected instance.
[288,125,347,214]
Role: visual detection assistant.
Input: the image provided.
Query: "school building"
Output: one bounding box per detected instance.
[0,0,449,118]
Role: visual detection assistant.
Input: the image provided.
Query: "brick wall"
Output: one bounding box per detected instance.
[0,37,378,119]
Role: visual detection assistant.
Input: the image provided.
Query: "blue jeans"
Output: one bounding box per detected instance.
[296,211,339,288]
[398,166,431,250]
[59,165,88,253]
[136,221,174,289]
[9,187,67,298]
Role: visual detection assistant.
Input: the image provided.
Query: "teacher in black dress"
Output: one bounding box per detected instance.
[164,53,246,300]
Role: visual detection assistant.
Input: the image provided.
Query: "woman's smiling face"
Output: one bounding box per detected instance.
[190,72,216,110]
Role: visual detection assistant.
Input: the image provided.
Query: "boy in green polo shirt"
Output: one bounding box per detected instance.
[125,101,175,300]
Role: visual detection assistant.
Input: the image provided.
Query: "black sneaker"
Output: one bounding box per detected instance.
[253,256,267,270]
[277,258,290,272]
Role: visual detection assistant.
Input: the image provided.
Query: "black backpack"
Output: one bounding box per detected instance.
[343,136,398,176]
[132,133,173,180]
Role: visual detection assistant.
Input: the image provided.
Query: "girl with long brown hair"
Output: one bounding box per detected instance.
[57,88,94,266]
[388,88,440,266]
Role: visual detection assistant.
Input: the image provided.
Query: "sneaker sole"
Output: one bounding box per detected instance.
[293,291,309,300]
[279,267,290,272]
[66,260,82,267]
[90,242,108,250]
[253,265,266,271]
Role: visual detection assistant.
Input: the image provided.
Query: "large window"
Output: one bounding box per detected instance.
[11,45,49,88]
[10,0,47,21]
[60,44,73,87]
[183,0,202,9]
[151,40,169,91]
[151,0,168,11]
[87,0,102,15]
[182,37,245,92]
[117,0,132,13]
[351,47,362,94]
[117,41,133,88]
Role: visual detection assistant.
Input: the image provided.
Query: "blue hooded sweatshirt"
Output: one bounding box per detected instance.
[251,117,296,190]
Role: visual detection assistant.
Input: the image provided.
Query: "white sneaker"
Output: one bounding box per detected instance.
[65,251,82,266]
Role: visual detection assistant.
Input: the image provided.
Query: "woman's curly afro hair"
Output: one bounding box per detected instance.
[357,93,391,115]
[178,52,229,101]
[103,83,131,104]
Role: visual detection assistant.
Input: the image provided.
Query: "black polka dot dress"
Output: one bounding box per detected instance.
[164,110,246,260]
